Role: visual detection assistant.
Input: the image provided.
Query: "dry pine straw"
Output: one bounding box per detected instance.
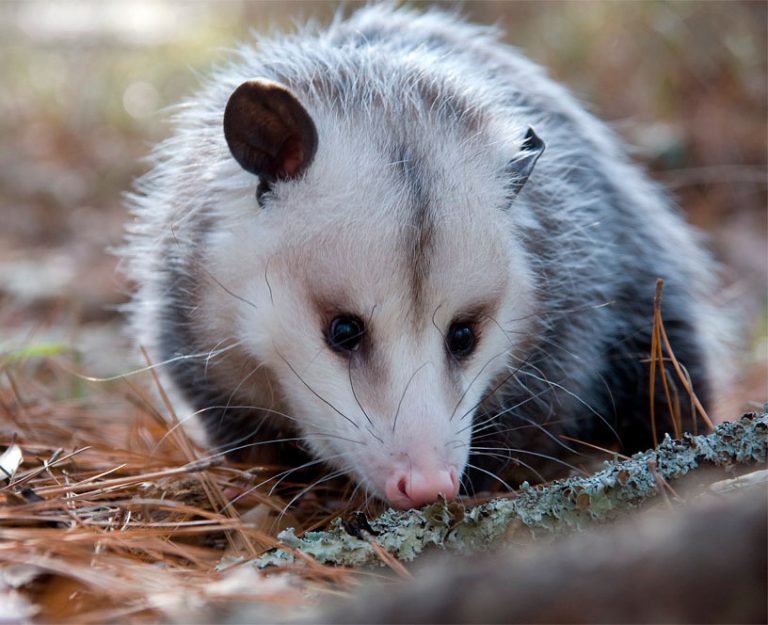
[0,292,714,623]
[0,357,382,623]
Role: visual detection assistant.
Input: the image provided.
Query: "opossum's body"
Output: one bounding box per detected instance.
[124,6,720,508]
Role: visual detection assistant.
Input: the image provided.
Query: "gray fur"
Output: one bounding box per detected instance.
[123,5,724,497]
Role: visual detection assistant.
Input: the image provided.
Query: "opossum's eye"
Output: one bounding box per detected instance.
[447,322,476,359]
[327,316,365,353]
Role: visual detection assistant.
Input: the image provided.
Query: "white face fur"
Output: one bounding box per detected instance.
[198,95,538,508]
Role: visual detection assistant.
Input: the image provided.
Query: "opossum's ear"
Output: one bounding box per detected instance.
[224,79,318,182]
[506,126,545,200]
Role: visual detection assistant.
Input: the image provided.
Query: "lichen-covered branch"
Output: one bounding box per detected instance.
[256,412,767,568]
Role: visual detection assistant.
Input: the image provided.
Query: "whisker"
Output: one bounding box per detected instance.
[458,466,474,498]
[487,406,580,457]
[224,453,349,511]
[468,452,546,484]
[213,429,368,464]
[448,348,508,423]
[454,349,540,424]
[264,254,275,305]
[217,361,273,434]
[455,375,555,435]
[219,455,336,510]
[444,437,466,451]
[392,361,430,433]
[276,350,360,430]
[515,368,620,444]
[203,338,243,375]
[267,455,346,497]
[470,445,586,475]
[198,263,258,311]
[463,461,515,493]
[346,304,382,438]
[470,419,557,440]
[348,351,377,436]
[150,400,296,456]
[277,468,350,522]
[477,311,623,451]
[60,342,244,383]
[509,332,619,426]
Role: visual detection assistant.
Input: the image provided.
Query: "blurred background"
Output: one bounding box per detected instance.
[0,0,765,410]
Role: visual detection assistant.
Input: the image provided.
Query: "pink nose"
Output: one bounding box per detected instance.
[384,467,460,509]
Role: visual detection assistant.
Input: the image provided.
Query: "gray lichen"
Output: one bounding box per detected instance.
[255,412,767,569]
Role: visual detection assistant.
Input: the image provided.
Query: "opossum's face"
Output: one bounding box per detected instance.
[207,80,540,508]
[212,206,535,508]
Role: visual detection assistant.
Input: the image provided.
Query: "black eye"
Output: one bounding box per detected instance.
[327,316,365,353]
[447,322,476,359]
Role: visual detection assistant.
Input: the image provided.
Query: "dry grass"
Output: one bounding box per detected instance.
[0,355,381,623]
[649,279,714,445]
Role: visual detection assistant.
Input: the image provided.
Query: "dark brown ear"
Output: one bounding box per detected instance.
[223,79,318,182]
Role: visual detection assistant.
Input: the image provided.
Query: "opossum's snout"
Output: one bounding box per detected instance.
[369,431,465,508]
[384,464,460,509]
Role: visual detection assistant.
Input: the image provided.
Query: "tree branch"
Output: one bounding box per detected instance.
[256,412,767,569]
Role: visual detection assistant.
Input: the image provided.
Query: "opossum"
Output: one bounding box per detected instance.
[123,5,722,509]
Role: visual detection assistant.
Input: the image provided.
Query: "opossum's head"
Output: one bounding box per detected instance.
[208,80,543,508]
